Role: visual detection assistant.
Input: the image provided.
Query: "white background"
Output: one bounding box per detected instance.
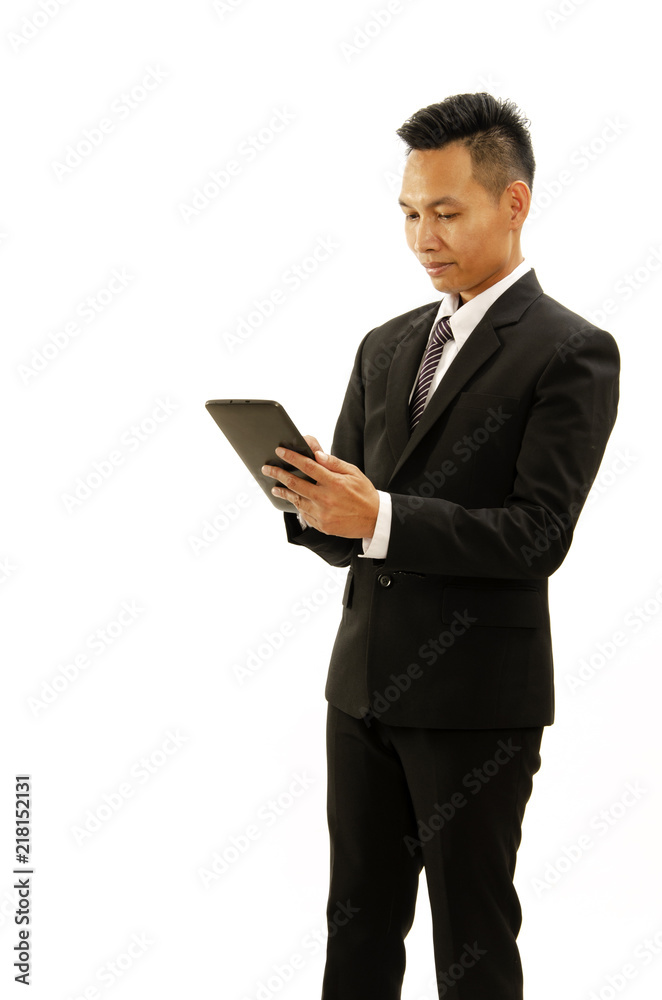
[1,0,660,997]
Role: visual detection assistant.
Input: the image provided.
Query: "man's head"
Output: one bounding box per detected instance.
[396,93,534,300]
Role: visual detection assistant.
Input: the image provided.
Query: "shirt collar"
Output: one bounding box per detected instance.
[433,259,532,351]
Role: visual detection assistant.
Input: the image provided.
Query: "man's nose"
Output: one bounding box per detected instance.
[413,219,442,253]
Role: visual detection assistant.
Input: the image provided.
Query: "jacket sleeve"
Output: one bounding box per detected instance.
[386,327,620,579]
[282,329,373,568]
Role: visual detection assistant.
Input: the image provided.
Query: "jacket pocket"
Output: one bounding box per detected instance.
[441,585,544,629]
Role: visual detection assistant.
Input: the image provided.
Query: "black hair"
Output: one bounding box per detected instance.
[396,92,535,200]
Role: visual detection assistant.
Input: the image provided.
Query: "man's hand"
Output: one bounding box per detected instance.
[261,438,379,539]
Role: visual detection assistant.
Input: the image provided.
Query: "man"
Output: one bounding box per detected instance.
[261,93,620,999]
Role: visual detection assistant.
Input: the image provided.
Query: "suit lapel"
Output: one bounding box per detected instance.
[386,317,500,484]
[384,269,544,485]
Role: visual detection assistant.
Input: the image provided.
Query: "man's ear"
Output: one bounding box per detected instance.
[508,180,531,228]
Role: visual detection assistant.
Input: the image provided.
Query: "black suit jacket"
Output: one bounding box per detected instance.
[284,270,620,728]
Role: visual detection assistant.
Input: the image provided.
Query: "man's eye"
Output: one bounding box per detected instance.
[404,213,457,220]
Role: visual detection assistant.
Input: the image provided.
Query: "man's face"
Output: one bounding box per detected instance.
[399,142,525,301]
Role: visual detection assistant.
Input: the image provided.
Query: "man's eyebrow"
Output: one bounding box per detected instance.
[398,196,462,208]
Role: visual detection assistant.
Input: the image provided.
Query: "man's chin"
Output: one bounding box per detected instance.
[428,271,462,295]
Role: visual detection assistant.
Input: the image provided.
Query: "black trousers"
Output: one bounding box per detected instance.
[322,703,544,1000]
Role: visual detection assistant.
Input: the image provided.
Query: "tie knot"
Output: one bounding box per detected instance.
[432,315,454,345]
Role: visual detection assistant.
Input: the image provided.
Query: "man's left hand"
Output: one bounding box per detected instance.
[261,447,379,538]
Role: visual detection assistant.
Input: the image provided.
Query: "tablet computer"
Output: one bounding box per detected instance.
[205,399,317,512]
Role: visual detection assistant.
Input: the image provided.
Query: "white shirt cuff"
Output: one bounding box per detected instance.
[360,491,391,559]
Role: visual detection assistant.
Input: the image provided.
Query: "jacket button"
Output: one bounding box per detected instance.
[378,574,393,588]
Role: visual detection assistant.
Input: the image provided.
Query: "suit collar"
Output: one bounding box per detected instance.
[441,259,532,347]
[385,269,544,482]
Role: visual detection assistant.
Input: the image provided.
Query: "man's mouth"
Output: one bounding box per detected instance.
[422,262,454,276]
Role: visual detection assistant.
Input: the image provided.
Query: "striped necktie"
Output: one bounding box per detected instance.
[408,315,454,432]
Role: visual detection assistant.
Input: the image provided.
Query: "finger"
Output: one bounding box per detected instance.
[312,450,354,475]
[271,485,302,508]
[303,434,323,453]
[273,446,332,483]
[271,485,319,527]
[261,464,319,502]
